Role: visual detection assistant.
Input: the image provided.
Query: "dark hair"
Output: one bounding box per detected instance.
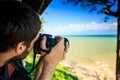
[0,1,41,52]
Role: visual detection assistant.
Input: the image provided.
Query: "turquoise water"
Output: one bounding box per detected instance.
[64,35,117,70]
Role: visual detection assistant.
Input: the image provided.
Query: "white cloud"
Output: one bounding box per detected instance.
[44,21,117,35]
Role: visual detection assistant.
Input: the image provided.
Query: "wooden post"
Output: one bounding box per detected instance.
[116,0,120,80]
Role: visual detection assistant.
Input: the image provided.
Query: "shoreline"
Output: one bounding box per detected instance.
[59,58,115,80]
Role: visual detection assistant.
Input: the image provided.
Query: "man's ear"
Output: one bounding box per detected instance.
[15,42,26,54]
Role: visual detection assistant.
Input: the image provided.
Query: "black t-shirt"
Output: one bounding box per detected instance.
[0,60,31,80]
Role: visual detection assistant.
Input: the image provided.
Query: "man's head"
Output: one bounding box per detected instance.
[0,1,41,63]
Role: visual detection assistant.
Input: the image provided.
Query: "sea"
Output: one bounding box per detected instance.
[63,35,117,71]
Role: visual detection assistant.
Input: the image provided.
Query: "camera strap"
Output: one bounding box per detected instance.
[28,48,49,74]
[38,47,51,53]
[28,54,47,74]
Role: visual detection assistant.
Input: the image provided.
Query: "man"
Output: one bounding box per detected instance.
[0,1,68,80]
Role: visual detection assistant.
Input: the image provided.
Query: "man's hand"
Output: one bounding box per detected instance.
[37,36,69,80]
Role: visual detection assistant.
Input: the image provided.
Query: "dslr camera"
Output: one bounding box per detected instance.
[34,34,69,54]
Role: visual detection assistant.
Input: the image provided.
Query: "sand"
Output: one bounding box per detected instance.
[59,59,116,80]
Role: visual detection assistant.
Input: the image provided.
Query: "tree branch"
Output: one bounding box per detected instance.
[101,8,118,17]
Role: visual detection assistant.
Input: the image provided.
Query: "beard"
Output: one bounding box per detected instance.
[5,49,30,65]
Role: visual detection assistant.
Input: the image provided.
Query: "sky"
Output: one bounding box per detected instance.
[40,0,117,35]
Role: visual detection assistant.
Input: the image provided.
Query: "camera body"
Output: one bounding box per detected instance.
[34,34,69,53]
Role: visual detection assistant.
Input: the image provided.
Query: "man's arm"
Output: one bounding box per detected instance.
[34,61,43,80]
[39,63,55,80]
[34,36,69,80]
[34,61,56,80]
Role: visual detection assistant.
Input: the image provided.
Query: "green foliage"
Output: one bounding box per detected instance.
[25,61,81,80]
[52,65,81,80]
[25,62,35,79]
[40,18,46,32]
[25,51,80,80]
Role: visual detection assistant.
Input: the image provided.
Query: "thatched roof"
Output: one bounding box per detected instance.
[22,0,52,15]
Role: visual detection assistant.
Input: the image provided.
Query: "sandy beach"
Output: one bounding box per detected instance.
[59,58,116,80]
